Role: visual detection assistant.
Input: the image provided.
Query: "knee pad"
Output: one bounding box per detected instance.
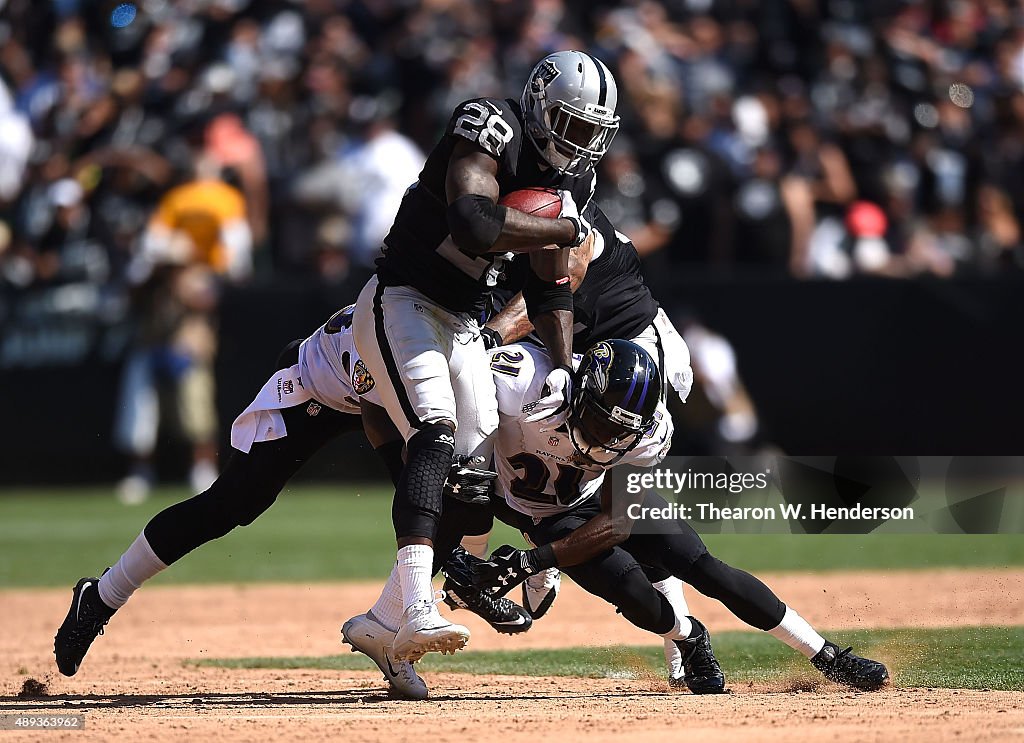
[393,423,455,539]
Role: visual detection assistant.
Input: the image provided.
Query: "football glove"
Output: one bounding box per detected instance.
[472,544,557,595]
[556,189,589,248]
[522,364,572,429]
[443,455,497,505]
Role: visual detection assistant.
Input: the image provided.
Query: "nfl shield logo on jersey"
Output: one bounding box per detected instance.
[352,359,376,395]
[548,436,560,447]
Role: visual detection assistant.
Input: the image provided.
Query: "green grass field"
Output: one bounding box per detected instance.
[2,488,1024,587]
[194,626,1024,691]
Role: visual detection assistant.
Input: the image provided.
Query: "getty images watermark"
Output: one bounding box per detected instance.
[609,456,1024,535]
[623,467,913,523]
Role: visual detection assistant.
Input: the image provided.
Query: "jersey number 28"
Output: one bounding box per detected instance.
[453,101,515,158]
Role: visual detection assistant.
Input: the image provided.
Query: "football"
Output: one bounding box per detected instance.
[498,187,562,218]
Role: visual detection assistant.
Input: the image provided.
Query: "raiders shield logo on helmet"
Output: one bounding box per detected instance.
[531,59,561,94]
[352,359,376,395]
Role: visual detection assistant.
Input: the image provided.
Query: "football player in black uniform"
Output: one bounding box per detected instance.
[435,203,887,695]
[348,50,620,661]
[483,199,694,403]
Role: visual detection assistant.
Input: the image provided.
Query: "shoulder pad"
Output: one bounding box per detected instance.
[448,98,521,159]
[490,343,542,416]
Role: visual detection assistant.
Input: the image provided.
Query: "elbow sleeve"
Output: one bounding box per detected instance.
[523,269,572,319]
[447,195,507,255]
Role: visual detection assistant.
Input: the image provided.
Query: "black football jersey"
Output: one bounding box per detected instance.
[495,201,659,352]
[377,97,596,315]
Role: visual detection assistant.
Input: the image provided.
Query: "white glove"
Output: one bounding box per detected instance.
[522,365,573,429]
[556,189,588,248]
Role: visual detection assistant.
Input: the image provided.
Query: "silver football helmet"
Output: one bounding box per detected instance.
[521,50,620,177]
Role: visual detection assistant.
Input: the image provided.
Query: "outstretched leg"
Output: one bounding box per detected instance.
[55,342,356,677]
[624,491,890,690]
[524,501,725,693]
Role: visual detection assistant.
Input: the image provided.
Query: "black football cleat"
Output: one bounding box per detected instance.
[441,547,533,634]
[812,641,889,691]
[54,577,116,676]
[673,617,727,694]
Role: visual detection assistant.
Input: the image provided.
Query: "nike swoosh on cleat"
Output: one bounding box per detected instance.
[384,653,399,678]
[75,581,93,621]
[496,616,528,626]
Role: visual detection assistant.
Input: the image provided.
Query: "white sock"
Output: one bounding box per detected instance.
[652,576,690,618]
[659,611,694,641]
[767,605,827,658]
[369,565,405,631]
[461,532,490,558]
[397,544,435,611]
[653,577,693,640]
[97,531,168,610]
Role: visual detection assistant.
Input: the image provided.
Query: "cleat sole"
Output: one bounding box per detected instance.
[394,633,469,662]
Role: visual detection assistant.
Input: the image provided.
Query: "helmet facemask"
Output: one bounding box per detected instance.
[567,382,649,467]
[536,99,619,177]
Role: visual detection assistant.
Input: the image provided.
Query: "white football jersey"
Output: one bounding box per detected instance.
[298,307,383,414]
[490,343,673,519]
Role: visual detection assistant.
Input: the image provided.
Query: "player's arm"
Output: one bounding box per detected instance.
[525,246,573,369]
[444,141,579,255]
[547,477,639,566]
[474,416,672,585]
[485,232,594,346]
[472,478,642,587]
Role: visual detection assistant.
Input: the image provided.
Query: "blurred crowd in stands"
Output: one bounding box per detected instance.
[6,0,1021,490]
[2,0,1024,293]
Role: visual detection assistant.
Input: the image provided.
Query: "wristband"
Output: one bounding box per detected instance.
[527,543,558,571]
[561,216,584,248]
[524,271,573,318]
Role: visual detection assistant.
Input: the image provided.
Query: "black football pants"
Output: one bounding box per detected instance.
[482,491,786,634]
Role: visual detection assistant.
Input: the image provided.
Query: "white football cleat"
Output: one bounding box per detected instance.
[342,613,428,700]
[523,568,560,619]
[392,592,470,662]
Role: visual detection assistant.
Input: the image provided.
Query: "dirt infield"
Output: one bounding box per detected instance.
[3,568,1024,742]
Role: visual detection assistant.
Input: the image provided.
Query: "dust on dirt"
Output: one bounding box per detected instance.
[1,568,1022,742]
[16,678,48,698]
